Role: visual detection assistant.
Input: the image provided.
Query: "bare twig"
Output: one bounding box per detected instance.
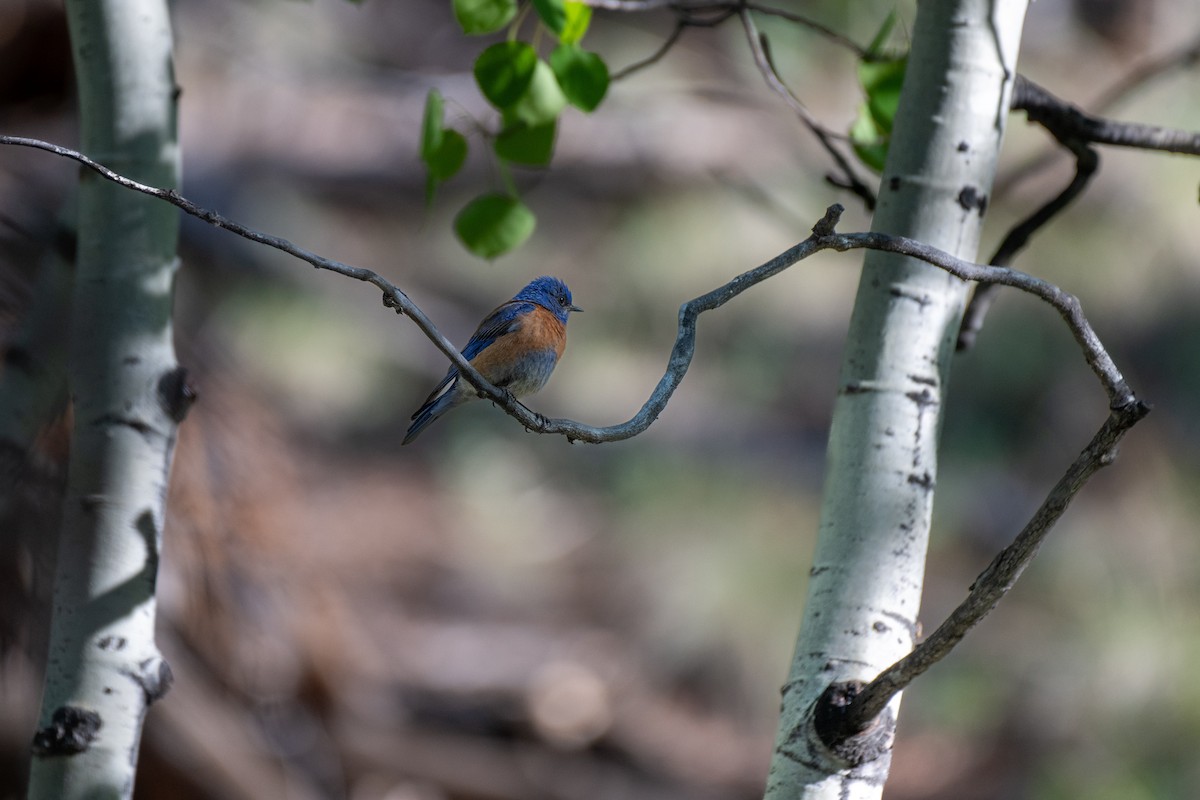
[957,142,1099,350]
[585,0,874,60]
[1,136,1139,440]
[818,221,1137,409]
[998,45,1200,195]
[832,397,1150,741]
[1013,74,1200,156]
[739,10,877,210]
[745,3,868,58]
[611,19,687,80]
[609,3,736,81]
[585,0,878,209]
[581,0,674,9]
[962,72,1200,349]
[0,136,506,424]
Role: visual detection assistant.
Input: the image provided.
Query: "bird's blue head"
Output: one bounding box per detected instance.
[515,276,582,323]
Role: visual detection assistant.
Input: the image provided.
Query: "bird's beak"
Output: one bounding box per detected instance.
[569,304,583,313]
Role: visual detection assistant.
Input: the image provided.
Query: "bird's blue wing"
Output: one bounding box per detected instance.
[416,300,531,407]
[460,300,531,361]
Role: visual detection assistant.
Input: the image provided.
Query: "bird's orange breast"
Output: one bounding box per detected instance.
[469,305,567,393]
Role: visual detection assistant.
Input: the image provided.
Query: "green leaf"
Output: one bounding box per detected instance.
[531,0,566,35]
[420,89,446,161]
[453,0,518,35]
[475,41,539,109]
[848,53,906,172]
[560,2,592,44]
[495,120,557,166]
[549,45,608,112]
[427,129,467,180]
[454,194,536,258]
[505,59,567,125]
[420,90,468,204]
[849,104,888,173]
[859,56,907,132]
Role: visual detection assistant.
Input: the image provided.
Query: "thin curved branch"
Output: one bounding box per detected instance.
[581,0,674,9]
[1014,74,1200,156]
[584,0,875,60]
[745,2,868,58]
[957,141,1099,351]
[962,72,1200,349]
[583,0,878,209]
[739,10,877,210]
[608,2,737,82]
[611,18,687,80]
[1,136,1139,441]
[998,50,1200,194]
[0,136,507,422]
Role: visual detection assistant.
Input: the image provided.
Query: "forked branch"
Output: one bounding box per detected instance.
[960,72,1200,350]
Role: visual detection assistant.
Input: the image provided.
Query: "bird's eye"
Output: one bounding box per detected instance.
[559,294,570,306]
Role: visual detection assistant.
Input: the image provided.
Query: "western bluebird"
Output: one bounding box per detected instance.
[403,276,582,444]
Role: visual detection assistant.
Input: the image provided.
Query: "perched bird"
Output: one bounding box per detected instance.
[403,276,581,444]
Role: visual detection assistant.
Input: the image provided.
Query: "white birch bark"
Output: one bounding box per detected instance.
[764,2,1029,798]
[27,1,183,798]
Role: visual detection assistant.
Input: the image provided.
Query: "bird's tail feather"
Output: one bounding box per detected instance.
[402,388,458,444]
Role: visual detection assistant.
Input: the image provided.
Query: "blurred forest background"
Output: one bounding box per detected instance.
[2,0,1199,798]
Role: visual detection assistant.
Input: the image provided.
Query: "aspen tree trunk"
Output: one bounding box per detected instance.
[27,1,183,798]
[764,2,1028,798]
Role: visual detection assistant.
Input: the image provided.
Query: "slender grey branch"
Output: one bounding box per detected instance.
[745,2,868,58]
[963,71,1200,349]
[826,224,1136,409]
[581,0,674,9]
[584,0,875,60]
[998,58,1200,195]
[739,10,877,210]
[832,397,1150,741]
[611,18,687,80]
[609,3,738,82]
[1013,74,1200,156]
[1,136,1139,442]
[957,141,1099,351]
[587,0,878,209]
[0,135,511,422]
